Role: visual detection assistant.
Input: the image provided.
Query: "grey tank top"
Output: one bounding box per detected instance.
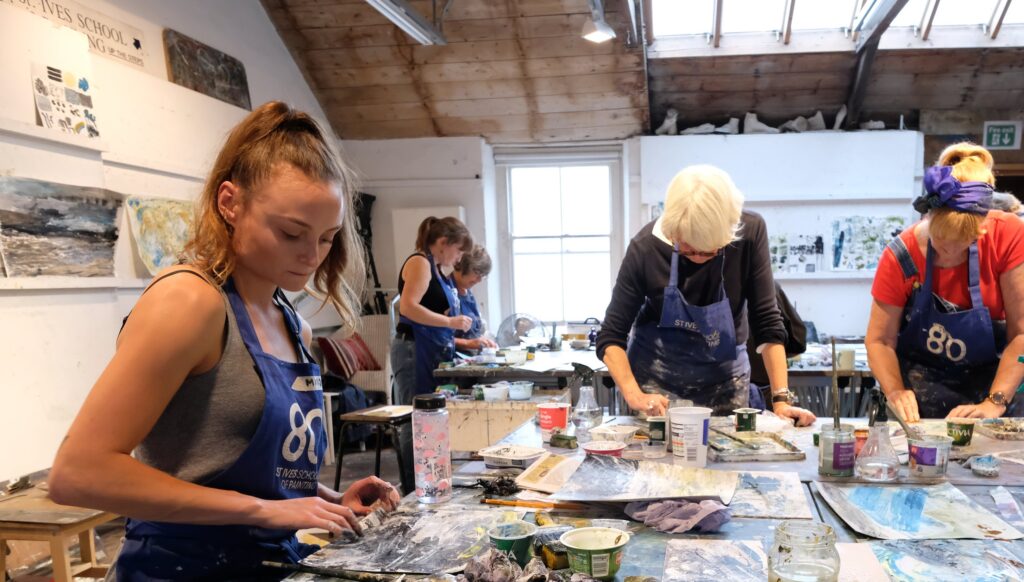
[132,281,264,485]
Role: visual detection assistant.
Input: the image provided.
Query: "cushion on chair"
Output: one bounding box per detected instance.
[317,333,381,379]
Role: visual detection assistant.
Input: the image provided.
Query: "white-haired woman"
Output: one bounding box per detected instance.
[597,165,816,426]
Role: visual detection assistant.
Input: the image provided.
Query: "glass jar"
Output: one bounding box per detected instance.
[818,424,854,477]
[570,385,602,441]
[412,394,452,504]
[768,521,840,582]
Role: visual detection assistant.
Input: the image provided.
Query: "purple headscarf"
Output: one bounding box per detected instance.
[912,165,993,215]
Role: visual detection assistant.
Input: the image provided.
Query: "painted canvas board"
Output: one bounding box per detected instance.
[869,539,1024,581]
[0,177,121,277]
[831,216,906,271]
[663,539,766,581]
[976,417,1024,440]
[125,197,192,276]
[708,428,805,462]
[817,482,1023,540]
[163,28,251,109]
[31,62,99,138]
[729,471,813,519]
[302,507,510,573]
[769,233,824,274]
[548,455,738,504]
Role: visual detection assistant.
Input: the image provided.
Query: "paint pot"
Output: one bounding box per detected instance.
[641,438,667,459]
[853,428,870,457]
[971,455,1000,477]
[481,383,510,402]
[733,408,759,432]
[768,520,840,582]
[537,403,570,442]
[908,435,953,479]
[488,520,538,567]
[647,416,667,445]
[669,406,712,467]
[946,417,977,447]
[818,424,855,477]
[588,424,638,443]
[582,440,627,457]
[559,527,630,581]
[507,381,534,401]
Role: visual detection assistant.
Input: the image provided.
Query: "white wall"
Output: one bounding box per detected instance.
[0,0,326,477]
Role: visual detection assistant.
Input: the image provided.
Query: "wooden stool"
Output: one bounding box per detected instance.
[0,486,116,581]
[332,405,412,493]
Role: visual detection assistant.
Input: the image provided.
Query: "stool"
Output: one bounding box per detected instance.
[0,487,116,582]
[333,406,413,493]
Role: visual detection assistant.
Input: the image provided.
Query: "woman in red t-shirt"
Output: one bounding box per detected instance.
[866,143,1024,421]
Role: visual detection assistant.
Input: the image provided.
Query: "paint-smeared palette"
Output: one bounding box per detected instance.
[729,471,814,519]
[707,428,805,462]
[869,539,1024,580]
[976,418,1024,440]
[549,454,739,504]
[663,539,766,581]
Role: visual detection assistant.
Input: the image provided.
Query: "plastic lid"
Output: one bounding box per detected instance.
[413,394,447,410]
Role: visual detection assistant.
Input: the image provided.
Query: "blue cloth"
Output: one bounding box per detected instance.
[398,253,459,395]
[116,279,325,580]
[627,247,750,414]
[455,289,482,339]
[912,166,993,216]
[896,242,1006,417]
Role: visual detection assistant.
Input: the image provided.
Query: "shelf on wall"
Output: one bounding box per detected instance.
[773,271,876,281]
[0,277,150,291]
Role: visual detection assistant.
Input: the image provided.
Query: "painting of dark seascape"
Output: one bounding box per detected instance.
[163,28,251,110]
[0,177,122,277]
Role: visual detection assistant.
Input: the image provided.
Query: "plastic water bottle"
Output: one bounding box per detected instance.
[412,394,451,504]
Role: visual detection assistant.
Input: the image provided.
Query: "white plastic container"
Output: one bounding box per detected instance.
[589,424,638,443]
[669,406,712,467]
[482,383,510,402]
[508,381,534,400]
[504,350,528,365]
[478,445,546,469]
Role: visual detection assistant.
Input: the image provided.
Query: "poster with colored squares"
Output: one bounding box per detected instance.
[31,62,99,138]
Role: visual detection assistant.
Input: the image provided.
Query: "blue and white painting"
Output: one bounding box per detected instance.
[817,482,1022,540]
[869,539,1024,581]
[0,177,121,277]
[125,197,192,276]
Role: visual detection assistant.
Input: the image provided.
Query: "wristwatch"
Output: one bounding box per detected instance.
[772,390,798,405]
[986,392,1011,407]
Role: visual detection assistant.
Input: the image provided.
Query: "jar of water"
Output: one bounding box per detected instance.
[768,521,839,582]
[571,385,602,441]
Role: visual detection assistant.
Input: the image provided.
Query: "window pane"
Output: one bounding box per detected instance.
[932,0,997,26]
[722,0,784,34]
[652,0,713,37]
[510,167,561,237]
[562,252,611,322]
[890,0,929,28]
[560,166,611,236]
[791,0,856,31]
[1006,1,1024,24]
[513,237,560,254]
[563,236,610,253]
[513,252,563,321]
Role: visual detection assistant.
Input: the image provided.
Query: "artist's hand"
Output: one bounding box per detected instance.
[254,496,360,536]
[948,400,1005,420]
[341,476,400,516]
[625,391,669,416]
[888,389,920,423]
[448,315,472,332]
[772,403,816,427]
[474,337,498,349]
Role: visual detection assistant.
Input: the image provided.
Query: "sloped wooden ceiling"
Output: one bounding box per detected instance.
[262,0,649,142]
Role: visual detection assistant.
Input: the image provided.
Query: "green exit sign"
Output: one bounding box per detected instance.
[984,121,1022,150]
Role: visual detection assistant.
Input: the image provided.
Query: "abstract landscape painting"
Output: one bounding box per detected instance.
[817,482,1022,540]
[869,539,1024,580]
[0,177,121,277]
[163,28,251,109]
[663,539,766,581]
[549,455,738,504]
[125,197,192,275]
[729,471,813,519]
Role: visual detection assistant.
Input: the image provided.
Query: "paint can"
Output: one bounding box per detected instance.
[908,435,952,479]
[818,424,855,477]
[733,408,758,432]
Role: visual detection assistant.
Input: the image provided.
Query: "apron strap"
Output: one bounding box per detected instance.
[668,244,680,288]
[967,242,984,310]
[887,236,919,279]
[274,289,315,364]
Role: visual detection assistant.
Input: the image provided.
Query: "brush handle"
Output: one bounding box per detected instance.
[884,400,919,439]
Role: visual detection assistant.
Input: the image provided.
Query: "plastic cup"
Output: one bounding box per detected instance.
[559,527,630,581]
[488,520,538,566]
[669,406,712,467]
[836,346,856,371]
[908,435,953,479]
[538,403,570,442]
[642,438,667,459]
[946,417,976,447]
[733,408,758,432]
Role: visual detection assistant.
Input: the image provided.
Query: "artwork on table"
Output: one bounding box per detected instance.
[163,28,251,109]
[663,539,766,581]
[868,539,1024,580]
[302,507,514,573]
[729,471,813,519]
[548,454,738,504]
[0,177,122,277]
[769,233,824,274]
[125,197,193,276]
[831,216,906,271]
[976,417,1024,440]
[817,482,1023,540]
[708,428,805,462]
[31,62,99,137]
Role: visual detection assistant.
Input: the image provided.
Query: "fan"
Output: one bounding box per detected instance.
[495,313,546,347]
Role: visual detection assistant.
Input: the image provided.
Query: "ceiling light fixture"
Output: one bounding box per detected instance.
[365,0,447,46]
[583,0,616,43]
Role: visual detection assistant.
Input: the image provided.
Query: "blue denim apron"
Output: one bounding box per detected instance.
[399,253,458,395]
[455,289,482,339]
[892,238,1006,418]
[116,278,326,581]
[627,247,750,414]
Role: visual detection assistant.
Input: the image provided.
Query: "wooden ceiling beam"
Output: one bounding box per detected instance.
[845,0,909,127]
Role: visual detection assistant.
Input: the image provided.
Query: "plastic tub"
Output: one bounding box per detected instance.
[908,434,953,479]
[481,383,509,402]
[589,425,638,443]
[504,350,527,365]
[582,440,627,457]
[508,381,534,400]
[478,445,546,469]
[560,527,630,581]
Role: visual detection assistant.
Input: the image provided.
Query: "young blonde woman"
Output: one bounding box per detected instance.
[49,102,399,580]
[597,165,815,426]
[867,143,1024,421]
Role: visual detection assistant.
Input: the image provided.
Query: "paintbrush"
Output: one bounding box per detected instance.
[710,427,761,450]
[884,399,921,440]
[261,561,401,582]
[831,338,840,431]
[480,498,587,511]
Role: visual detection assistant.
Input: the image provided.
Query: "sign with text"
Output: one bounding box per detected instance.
[2,0,147,68]
[983,121,1022,150]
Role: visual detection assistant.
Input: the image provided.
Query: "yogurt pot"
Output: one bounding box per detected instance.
[908,435,953,479]
[582,440,627,457]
